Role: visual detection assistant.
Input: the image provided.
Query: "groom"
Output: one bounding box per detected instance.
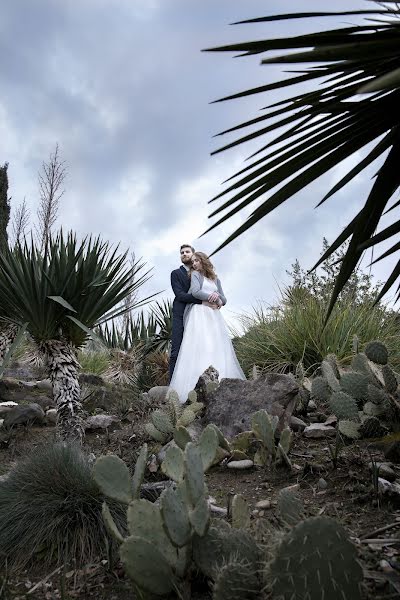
[169,244,218,381]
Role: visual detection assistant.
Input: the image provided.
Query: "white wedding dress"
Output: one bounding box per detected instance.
[170,278,246,403]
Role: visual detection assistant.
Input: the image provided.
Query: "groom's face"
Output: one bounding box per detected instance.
[180,246,193,265]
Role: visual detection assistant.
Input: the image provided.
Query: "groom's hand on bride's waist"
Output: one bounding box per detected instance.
[208,292,220,303]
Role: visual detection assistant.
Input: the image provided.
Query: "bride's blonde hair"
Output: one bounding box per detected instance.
[191,252,217,281]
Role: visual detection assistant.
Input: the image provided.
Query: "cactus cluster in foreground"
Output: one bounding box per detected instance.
[145,388,204,444]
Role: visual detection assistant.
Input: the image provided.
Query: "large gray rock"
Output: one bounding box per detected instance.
[3,403,45,428]
[84,414,120,431]
[195,366,219,403]
[148,386,170,403]
[0,378,54,407]
[202,373,299,438]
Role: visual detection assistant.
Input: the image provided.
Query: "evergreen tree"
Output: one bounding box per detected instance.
[0,163,10,254]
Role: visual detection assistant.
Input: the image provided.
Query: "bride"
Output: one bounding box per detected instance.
[169,252,245,403]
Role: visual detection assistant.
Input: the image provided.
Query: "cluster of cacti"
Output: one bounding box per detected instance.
[310,341,398,440]
[144,388,204,444]
[93,438,263,598]
[227,410,292,469]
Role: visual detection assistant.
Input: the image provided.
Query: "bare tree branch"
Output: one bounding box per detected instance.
[36,144,67,252]
[11,197,30,246]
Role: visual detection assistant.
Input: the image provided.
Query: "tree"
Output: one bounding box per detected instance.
[0,163,11,255]
[0,232,154,442]
[205,2,400,316]
[36,144,66,253]
[11,198,30,246]
[286,238,381,307]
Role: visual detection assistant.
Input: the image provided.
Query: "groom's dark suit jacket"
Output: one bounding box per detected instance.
[169,265,202,379]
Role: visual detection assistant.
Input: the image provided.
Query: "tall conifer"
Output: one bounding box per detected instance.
[0,163,10,254]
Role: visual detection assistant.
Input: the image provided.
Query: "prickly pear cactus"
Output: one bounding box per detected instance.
[329,391,359,422]
[277,487,304,526]
[325,353,340,379]
[365,340,388,365]
[367,384,390,407]
[339,371,368,403]
[212,558,260,600]
[338,419,360,440]
[360,416,388,439]
[269,516,363,600]
[321,360,340,392]
[351,352,380,387]
[145,393,203,444]
[382,364,398,394]
[231,494,250,530]
[311,376,331,403]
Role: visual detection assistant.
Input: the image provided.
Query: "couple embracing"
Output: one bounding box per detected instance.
[169,244,245,403]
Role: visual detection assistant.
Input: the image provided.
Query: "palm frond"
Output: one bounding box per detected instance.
[205,3,400,314]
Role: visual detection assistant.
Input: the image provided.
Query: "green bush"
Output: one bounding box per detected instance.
[77,348,110,375]
[234,296,400,376]
[0,443,126,570]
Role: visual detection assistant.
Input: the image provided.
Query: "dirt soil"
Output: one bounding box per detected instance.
[1,415,400,599]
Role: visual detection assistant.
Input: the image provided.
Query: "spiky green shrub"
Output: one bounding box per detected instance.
[0,444,126,570]
[233,294,400,375]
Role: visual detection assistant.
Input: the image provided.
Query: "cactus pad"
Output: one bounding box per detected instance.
[208,423,231,452]
[189,494,210,536]
[151,409,174,434]
[329,391,359,422]
[269,516,363,600]
[187,389,197,403]
[120,536,174,596]
[212,559,260,600]
[93,454,132,504]
[277,487,304,526]
[144,422,167,443]
[325,353,340,378]
[360,416,388,439]
[367,384,390,407]
[338,419,360,440]
[365,340,388,365]
[321,360,340,392]
[161,445,184,482]
[311,376,331,403]
[101,501,124,543]
[198,425,219,472]
[382,364,398,394]
[160,487,191,547]
[231,494,250,530]
[132,443,147,499]
[173,426,192,450]
[177,407,196,428]
[251,410,277,457]
[184,443,205,506]
[340,372,368,402]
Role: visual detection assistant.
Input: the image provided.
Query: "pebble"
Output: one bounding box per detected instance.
[318,478,328,490]
[255,499,271,509]
[227,460,254,470]
[304,423,336,438]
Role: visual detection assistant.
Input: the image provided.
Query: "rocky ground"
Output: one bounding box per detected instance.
[1,367,400,599]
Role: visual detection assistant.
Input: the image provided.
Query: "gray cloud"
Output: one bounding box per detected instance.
[1,0,397,324]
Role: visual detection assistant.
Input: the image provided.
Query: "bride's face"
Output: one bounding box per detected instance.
[192,256,202,271]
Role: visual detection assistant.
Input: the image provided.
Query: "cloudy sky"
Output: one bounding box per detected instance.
[1,0,398,328]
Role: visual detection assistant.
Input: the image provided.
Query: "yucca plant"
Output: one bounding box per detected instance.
[206,2,400,316]
[0,232,154,442]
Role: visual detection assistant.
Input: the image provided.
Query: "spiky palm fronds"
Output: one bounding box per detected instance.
[205,3,400,315]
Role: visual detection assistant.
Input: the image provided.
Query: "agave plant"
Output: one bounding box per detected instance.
[205,2,400,316]
[0,232,154,442]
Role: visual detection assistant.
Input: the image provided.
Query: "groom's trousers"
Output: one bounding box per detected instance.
[169,314,184,381]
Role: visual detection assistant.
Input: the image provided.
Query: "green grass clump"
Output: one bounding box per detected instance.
[0,443,126,570]
[233,296,400,375]
[77,349,110,375]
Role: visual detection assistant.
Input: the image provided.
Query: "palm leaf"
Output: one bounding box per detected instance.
[204,4,400,315]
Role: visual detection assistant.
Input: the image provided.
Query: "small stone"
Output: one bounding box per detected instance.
[45,409,57,424]
[36,379,53,393]
[324,415,338,426]
[252,509,259,516]
[259,510,265,517]
[255,499,271,509]
[289,416,307,432]
[378,478,400,497]
[84,414,120,431]
[369,462,396,482]
[304,423,336,438]
[227,459,254,470]
[0,418,3,428]
[318,478,328,490]
[308,399,317,411]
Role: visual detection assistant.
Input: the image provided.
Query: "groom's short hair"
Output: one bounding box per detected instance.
[180,244,195,252]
